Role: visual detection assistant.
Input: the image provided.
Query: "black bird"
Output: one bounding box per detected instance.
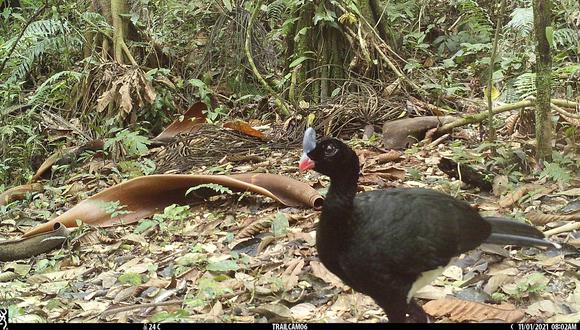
[298,128,559,323]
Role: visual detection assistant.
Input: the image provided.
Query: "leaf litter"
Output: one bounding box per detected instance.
[0,124,578,323]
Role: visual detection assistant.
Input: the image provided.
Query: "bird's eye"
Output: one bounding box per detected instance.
[324,144,338,156]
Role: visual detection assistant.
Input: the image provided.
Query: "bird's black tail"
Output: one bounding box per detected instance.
[484,217,560,248]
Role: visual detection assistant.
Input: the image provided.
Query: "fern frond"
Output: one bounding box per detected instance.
[506,7,533,36]
[456,0,493,35]
[31,71,83,103]
[513,72,536,99]
[553,28,578,48]
[11,33,82,81]
[267,0,290,23]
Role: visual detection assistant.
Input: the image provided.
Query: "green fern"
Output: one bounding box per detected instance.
[30,71,83,104]
[553,28,578,48]
[186,183,234,197]
[513,72,536,99]
[506,7,533,36]
[267,0,291,23]
[540,162,572,185]
[2,19,82,82]
[456,0,493,36]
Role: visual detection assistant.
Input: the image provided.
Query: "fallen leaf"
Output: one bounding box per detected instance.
[484,274,511,295]
[526,299,559,318]
[254,304,292,322]
[423,298,524,322]
[442,265,463,281]
[310,261,349,290]
[223,120,265,139]
[546,312,580,323]
[290,303,316,320]
[414,285,453,300]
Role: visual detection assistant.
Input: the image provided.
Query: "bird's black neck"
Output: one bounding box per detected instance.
[321,151,360,225]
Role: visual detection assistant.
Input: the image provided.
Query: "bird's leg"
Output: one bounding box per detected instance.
[375,299,408,323]
[406,301,429,323]
[376,298,429,323]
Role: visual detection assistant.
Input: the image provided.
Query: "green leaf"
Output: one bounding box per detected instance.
[186,183,233,197]
[272,212,289,236]
[118,272,143,285]
[206,260,239,272]
[188,78,206,89]
[289,56,310,68]
[222,0,232,12]
[294,27,310,42]
[540,162,572,184]
[330,87,341,98]
[134,219,156,234]
[313,5,336,26]
[545,26,554,48]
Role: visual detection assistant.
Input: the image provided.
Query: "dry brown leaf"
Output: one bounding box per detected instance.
[254,304,292,322]
[423,298,525,322]
[310,260,349,290]
[365,167,406,181]
[414,285,453,300]
[498,184,553,208]
[223,120,265,139]
[526,300,559,319]
[281,259,304,291]
[290,303,316,320]
[0,183,44,206]
[140,74,157,104]
[526,211,580,225]
[547,312,580,323]
[152,102,207,143]
[375,150,403,164]
[23,173,323,238]
[492,175,509,197]
[504,113,520,135]
[237,219,272,239]
[484,274,511,295]
[95,82,119,113]
[118,83,132,114]
[141,277,172,289]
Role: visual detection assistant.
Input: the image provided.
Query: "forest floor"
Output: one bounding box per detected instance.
[1,123,578,323]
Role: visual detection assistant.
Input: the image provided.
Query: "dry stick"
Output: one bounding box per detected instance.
[551,103,580,121]
[438,97,580,133]
[0,1,49,76]
[437,99,535,133]
[244,0,289,116]
[100,300,182,317]
[544,222,580,237]
[552,98,579,109]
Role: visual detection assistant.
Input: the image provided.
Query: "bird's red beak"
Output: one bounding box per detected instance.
[299,153,315,171]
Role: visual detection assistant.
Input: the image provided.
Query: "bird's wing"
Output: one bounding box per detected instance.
[345,188,490,275]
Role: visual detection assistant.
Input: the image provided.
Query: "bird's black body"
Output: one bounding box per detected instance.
[299,131,556,323]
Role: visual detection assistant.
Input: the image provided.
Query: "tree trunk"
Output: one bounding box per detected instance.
[111,0,130,64]
[532,0,553,163]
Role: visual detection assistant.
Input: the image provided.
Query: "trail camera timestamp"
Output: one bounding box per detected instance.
[514,324,578,330]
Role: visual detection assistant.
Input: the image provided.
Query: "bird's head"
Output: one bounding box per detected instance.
[298,127,359,179]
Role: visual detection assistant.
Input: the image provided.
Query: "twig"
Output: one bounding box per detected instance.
[551,103,580,123]
[100,300,182,317]
[438,99,535,133]
[552,98,579,109]
[427,133,450,148]
[544,222,580,237]
[0,1,49,76]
